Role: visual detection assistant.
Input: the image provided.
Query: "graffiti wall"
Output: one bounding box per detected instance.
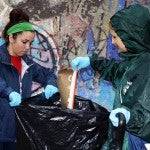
[0,0,149,111]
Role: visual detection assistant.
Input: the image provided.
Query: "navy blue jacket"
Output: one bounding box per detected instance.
[0,43,57,142]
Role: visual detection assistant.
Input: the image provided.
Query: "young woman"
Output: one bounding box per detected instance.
[0,8,58,150]
[71,4,150,149]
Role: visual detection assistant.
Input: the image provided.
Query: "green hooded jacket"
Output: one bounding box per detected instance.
[90,3,150,144]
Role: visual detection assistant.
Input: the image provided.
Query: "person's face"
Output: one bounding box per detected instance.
[109,27,127,53]
[8,31,35,56]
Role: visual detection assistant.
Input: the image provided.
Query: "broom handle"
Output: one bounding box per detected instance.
[67,69,78,109]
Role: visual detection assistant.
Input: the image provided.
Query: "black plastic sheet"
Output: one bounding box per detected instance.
[15,93,110,150]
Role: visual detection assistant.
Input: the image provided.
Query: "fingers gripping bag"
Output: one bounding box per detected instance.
[15,69,110,150]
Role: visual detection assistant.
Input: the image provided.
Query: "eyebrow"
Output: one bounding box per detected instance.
[21,39,34,42]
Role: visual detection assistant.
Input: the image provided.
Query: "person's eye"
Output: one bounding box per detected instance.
[22,41,27,44]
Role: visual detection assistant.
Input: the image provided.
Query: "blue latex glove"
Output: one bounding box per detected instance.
[109,108,130,127]
[44,85,59,99]
[9,92,21,107]
[71,57,90,71]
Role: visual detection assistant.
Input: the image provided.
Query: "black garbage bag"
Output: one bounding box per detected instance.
[15,93,110,150]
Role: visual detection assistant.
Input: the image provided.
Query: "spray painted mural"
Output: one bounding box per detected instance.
[0,0,149,111]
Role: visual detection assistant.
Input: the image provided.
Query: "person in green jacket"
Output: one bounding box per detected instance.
[71,3,150,149]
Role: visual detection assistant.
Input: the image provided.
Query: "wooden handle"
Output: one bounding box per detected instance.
[67,70,78,109]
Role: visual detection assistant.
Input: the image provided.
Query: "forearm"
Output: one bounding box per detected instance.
[46,70,58,88]
[90,53,119,82]
[0,77,14,98]
[33,62,58,88]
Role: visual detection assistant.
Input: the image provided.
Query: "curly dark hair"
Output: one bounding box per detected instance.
[2,8,30,42]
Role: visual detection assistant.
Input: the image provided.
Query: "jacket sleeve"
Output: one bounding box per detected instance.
[32,62,58,88]
[0,77,14,99]
[125,76,150,142]
[90,53,121,83]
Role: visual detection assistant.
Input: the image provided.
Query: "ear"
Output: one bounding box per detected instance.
[8,35,15,43]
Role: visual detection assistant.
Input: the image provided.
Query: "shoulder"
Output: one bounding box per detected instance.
[0,43,9,61]
[0,43,7,54]
[136,53,150,74]
[138,53,150,64]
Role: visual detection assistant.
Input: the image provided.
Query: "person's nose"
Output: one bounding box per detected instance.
[25,43,30,50]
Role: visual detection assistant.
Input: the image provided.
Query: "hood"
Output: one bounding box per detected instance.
[110,4,150,57]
